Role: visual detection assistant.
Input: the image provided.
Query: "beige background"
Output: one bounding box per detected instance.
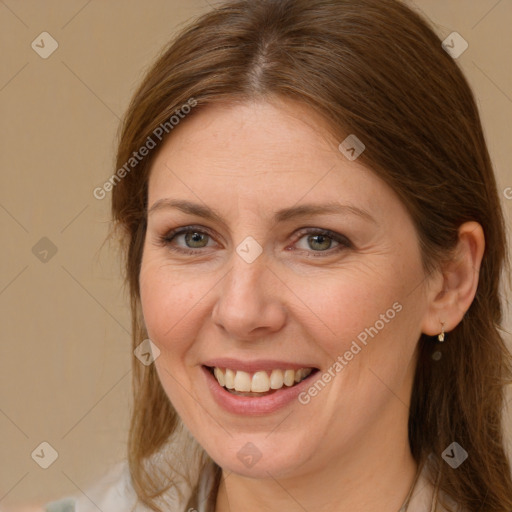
[0,0,511,508]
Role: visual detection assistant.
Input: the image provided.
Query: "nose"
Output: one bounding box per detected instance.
[211,250,287,340]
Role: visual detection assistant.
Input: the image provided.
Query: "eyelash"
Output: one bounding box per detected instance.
[158,225,352,257]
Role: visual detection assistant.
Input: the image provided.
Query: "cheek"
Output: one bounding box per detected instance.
[300,269,407,358]
[139,258,206,411]
[304,261,425,402]
[139,256,200,352]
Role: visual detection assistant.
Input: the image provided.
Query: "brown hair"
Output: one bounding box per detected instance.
[111,0,512,510]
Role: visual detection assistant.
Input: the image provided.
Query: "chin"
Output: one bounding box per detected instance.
[205,436,315,480]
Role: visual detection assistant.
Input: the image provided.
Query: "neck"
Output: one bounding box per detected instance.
[214,421,418,512]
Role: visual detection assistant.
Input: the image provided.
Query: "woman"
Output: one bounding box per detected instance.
[42,0,512,510]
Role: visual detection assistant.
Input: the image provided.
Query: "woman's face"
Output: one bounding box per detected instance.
[140,98,433,480]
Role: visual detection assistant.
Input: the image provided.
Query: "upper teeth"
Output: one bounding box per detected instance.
[212,367,313,393]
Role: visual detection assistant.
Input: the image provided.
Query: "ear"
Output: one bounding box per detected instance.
[421,221,485,337]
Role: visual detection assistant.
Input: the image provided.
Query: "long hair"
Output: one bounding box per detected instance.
[111,0,512,510]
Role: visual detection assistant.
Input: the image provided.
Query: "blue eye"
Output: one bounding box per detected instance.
[159,226,352,257]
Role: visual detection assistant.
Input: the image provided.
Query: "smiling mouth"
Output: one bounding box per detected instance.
[205,365,319,397]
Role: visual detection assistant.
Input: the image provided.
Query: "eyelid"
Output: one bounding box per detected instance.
[162,224,216,240]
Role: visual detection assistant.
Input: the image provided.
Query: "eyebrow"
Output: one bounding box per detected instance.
[147,199,376,225]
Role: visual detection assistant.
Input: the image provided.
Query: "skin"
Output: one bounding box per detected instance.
[139,97,485,512]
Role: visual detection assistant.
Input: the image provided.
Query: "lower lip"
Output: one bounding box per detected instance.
[201,365,319,416]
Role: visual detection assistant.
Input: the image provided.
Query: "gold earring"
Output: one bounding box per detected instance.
[438,322,445,342]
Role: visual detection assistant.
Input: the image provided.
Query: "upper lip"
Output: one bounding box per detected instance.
[202,358,319,373]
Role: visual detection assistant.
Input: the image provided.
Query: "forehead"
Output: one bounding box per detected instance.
[153,99,337,171]
[146,99,400,223]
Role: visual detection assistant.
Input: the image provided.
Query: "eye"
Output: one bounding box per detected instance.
[158,225,352,257]
[291,228,352,256]
[159,225,216,255]
[179,231,210,249]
